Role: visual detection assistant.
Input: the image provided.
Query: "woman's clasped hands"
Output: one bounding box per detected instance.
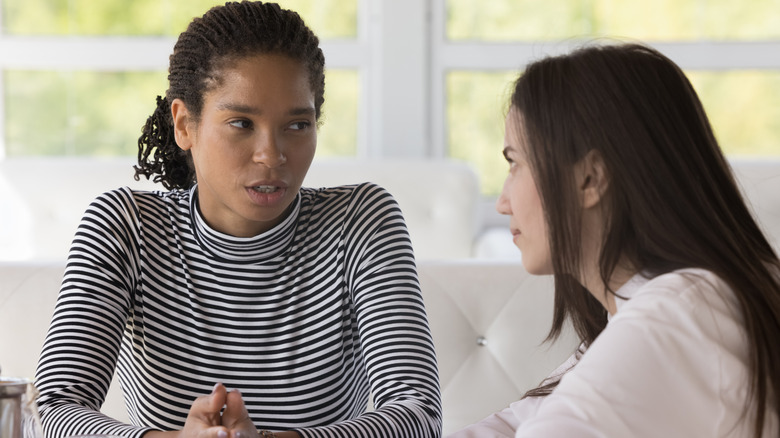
[180,383,258,438]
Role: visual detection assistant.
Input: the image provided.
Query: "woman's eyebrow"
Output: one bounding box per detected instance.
[217,102,315,117]
[289,106,316,116]
[217,102,260,115]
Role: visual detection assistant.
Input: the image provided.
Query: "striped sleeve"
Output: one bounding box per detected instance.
[35,188,152,438]
[298,183,442,437]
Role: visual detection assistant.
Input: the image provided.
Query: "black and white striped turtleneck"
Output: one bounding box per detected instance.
[35,183,442,438]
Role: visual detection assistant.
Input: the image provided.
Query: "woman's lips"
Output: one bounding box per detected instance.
[245,181,288,206]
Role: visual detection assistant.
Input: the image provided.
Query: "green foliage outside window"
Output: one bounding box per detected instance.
[317,70,359,157]
[447,0,780,41]
[3,68,358,158]
[687,71,780,157]
[447,70,780,196]
[4,70,167,156]
[3,0,779,197]
[446,0,780,195]
[447,71,517,196]
[2,0,359,158]
[2,0,358,38]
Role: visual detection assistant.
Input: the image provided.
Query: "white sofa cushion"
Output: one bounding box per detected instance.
[303,159,481,260]
[419,260,577,433]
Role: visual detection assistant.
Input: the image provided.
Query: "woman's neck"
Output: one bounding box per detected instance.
[581,260,636,316]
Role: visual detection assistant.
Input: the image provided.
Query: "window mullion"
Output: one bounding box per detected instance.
[430,0,447,159]
[365,0,431,159]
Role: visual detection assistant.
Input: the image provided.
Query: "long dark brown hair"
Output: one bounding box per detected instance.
[512,43,780,436]
[134,1,325,190]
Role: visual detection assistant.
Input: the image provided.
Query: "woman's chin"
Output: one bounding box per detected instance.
[520,256,554,276]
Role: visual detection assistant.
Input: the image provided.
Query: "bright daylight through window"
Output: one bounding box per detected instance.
[1,0,779,196]
[0,0,359,158]
[444,0,780,195]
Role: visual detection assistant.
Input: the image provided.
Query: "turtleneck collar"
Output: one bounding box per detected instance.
[188,185,301,262]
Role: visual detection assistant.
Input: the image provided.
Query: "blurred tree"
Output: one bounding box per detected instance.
[2,0,357,37]
[5,70,167,156]
[2,0,359,158]
[445,0,780,195]
[447,0,780,41]
[688,71,780,156]
[447,71,516,195]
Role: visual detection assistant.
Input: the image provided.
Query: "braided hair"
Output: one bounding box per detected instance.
[134,1,325,190]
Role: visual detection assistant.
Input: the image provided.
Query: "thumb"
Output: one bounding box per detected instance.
[191,382,227,420]
[184,382,228,430]
[210,382,228,412]
[222,389,251,428]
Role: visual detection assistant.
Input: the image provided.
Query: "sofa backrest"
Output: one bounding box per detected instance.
[0,157,481,262]
[0,158,158,261]
[472,158,780,259]
[0,260,575,435]
[730,159,780,251]
[419,260,577,433]
[304,159,481,260]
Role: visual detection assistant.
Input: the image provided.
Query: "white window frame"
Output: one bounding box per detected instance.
[1,0,779,168]
[0,1,376,159]
[0,0,435,160]
[429,0,780,159]
[427,0,780,226]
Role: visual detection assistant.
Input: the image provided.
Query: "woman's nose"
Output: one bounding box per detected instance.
[496,179,511,215]
[252,132,287,168]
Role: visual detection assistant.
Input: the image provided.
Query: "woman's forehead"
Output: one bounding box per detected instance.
[505,109,529,150]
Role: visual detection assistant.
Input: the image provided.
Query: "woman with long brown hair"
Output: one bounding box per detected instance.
[450,42,780,437]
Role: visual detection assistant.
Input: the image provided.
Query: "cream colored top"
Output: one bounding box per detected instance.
[449,268,779,438]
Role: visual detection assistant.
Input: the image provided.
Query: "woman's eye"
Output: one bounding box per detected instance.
[502,151,515,169]
[289,121,311,131]
[505,156,523,174]
[229,119,252,129]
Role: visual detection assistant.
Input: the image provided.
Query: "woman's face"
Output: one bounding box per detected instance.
[496,109,553,275]
[174,53,317,237]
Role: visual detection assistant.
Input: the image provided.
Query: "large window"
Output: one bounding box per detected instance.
[2,0,779,196]
[440,0,780,196]
[446,0,780,41]
[0,0,360,158]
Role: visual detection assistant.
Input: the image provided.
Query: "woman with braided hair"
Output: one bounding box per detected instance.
[34,2,442,438]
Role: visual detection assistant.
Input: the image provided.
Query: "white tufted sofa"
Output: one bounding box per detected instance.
[0,260,578,435]
[1,157,779,435]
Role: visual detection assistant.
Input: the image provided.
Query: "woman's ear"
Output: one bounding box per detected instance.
[171,98,194,151]
[576,149,609,209]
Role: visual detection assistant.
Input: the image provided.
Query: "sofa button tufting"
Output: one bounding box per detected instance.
[476,336,488,346]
